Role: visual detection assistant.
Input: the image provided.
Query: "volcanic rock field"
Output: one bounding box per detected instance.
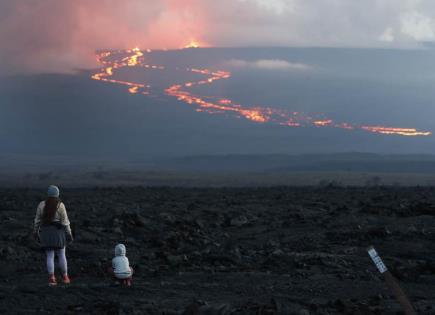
[1,186,435,314]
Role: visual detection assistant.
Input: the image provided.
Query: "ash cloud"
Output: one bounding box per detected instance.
[2,0,435,75]
[0,0,204,75]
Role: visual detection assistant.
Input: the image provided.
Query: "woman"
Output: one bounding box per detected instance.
[33,185,73,286]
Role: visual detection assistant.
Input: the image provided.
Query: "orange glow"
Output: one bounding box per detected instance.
[240,109,269,123]
[314,119,333,127]
[91,49,150,95]
[128,86,139,94]
[361,126,432,136]
[184,40,204,49]
[90,48,432,138]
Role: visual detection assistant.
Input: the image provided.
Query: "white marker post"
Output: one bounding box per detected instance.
[367,246,416,315]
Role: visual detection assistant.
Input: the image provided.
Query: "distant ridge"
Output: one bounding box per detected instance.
[2,153,435,174]
[154,153,435,173]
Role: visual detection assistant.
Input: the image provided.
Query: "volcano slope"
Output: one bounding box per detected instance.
[1,186,435,314]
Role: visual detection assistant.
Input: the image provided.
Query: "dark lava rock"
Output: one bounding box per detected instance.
[1,187,434,314]
[183,301,231,315]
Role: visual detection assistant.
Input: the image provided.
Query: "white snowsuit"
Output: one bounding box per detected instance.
[112,244,132,279]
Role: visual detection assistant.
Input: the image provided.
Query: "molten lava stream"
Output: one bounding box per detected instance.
[91,48,432,137]
[92,48,150,95]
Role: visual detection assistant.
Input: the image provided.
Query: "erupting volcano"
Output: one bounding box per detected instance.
[184,40,204,49]
[91,48,432,137]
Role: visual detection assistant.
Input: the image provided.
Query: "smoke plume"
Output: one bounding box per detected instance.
[2,0,435,75]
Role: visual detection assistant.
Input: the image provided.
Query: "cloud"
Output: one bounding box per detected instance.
[2,0,435,75]
[400,11,435,41]
[379,27,395,42]
[227,59,313,71]
[239,0,295,14]
[201,0,435,48]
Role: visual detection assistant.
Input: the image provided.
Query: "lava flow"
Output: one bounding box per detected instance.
[91,48,432,137]
[92,48,152,95]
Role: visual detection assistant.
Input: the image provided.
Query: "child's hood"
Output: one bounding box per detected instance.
[115,244,126,256]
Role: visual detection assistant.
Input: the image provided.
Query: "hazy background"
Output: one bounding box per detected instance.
[1,1,435,184]
[3,0,435,74]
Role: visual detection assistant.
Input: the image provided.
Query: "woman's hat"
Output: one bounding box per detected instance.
[47,185,60,198]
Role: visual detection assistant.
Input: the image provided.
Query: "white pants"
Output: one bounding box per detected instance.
[46,248,67,275]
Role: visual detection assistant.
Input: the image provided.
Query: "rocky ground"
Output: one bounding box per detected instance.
[1,186,435,314]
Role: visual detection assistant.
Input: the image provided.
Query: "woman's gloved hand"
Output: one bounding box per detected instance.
[66,232,74,243]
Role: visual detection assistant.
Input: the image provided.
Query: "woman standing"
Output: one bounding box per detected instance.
[33,185,73,286]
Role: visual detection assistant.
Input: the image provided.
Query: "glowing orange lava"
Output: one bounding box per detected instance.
[314,120,333,127]
[128,86,139,94]
[361,126,432,137]
[184,40,204,49]
[90,48,432,137]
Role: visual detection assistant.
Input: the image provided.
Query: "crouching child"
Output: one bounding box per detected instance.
[108,244,133,286]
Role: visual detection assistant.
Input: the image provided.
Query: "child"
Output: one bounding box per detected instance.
[109,244,133,286]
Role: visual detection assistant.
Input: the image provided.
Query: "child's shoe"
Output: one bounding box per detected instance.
[48,274,57,286]
[62,274,71,284]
